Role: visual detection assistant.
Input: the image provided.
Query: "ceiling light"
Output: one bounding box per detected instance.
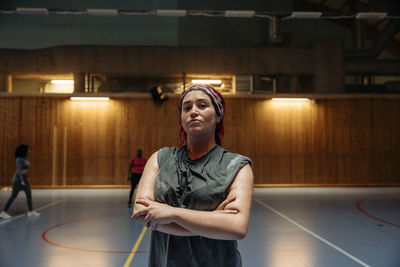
[225,10,255,18]
[70,97,110,101]
[272,98,310,102]
[156,9,187,17]
[16,7,49,15]
[287,11,322,19]
[87,9,118,16]
[356,12,387,19]
[191,79,222,85]
[51,80,74,85]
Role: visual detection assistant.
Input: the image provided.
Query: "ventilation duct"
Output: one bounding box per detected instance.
[345,19,400,59]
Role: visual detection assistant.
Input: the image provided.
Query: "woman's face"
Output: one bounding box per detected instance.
[181,90,219,139]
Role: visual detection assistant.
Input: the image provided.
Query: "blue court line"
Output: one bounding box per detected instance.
[254,198,370,267]
[0,199,63,225]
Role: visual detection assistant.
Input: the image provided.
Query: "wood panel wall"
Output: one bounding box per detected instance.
[0,95,399,187]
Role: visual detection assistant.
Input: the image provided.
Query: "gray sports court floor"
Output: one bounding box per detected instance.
[1,187,399,267]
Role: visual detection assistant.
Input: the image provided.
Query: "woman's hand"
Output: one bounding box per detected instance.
[132,199,175,230]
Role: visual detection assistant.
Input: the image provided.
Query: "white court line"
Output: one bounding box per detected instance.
[0,199,63,225]
[254,198,370,267]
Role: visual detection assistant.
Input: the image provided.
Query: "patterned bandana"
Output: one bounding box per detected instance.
[179,85,225,119]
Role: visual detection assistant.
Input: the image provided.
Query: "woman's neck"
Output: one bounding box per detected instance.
[186,137,217,160]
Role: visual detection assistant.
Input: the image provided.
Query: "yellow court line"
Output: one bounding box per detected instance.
[123,226,148,267]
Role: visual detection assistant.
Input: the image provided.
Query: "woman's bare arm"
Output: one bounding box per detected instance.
[132,151,195,236]
[134,164,254,240]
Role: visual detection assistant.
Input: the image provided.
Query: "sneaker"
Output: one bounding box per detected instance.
[27,211,40,216]
[0,211,12,219]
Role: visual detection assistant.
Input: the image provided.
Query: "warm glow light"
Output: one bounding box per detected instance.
[70,97,110,101]
[191,79,222,85]
[272,98,311,102]
[51,80,74,85]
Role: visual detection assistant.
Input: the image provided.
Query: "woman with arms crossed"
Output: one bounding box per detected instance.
[132,84,253,267]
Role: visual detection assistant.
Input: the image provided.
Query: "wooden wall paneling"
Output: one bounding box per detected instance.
[52,99,63,186]
[0,98,6,185]
[167,48,184,75]
[371,99,388,182]
[55,99,67,186]
[123,47,138,75]
[84,47,100,73]
[19,98,40,185]
[96,100,114,185]
[138,47,156,75]
[223,48,238,74]
[301,101,316,183]
[150,47,165,74]
[322,99,342,183]
[61,47,80,71]
[289,103,307,183]
[241,99,266,184]
[35,98,58,186]
[372,99,400,183]
[196,49,211,75]
[304,99,326,183]
[95,101,112,184]
[112,100,128,185]
[236,49,252,75]
[251,99,273,184]
[347,99,373,183]
[77,101,99,185]
[157,98,181,148]
[262,100,293,184]
[209,48,225,74]
[0,98,20,186]
[65,100,83,185]
[249,48,264,75]
[182,47,198,74]
[1,96,400,187]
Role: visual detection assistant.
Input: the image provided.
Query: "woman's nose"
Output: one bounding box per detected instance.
[190,107,199,117]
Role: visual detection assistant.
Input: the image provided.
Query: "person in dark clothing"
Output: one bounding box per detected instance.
[0,144,39,219]
[128,148,147,208]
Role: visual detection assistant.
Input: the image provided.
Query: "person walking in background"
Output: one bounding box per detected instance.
[128,148,147,208]
[0,144,39,219]
[132,84,253,267]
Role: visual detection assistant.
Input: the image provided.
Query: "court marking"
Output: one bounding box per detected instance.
[0,199,63,225]
[42,214,149,254]
[123,226,148,267]
[254,198,370,267]
[356,194,400,229]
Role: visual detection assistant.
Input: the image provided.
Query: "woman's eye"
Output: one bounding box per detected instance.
[183,106,191,111]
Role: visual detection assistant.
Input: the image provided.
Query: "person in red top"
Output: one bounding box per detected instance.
[128,148,147,208]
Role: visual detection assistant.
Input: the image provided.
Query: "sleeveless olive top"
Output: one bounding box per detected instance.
[149,145,252,267]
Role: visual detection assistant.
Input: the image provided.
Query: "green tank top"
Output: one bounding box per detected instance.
[149,145,252,267]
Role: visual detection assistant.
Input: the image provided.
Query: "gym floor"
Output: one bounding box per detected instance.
[0,187,399,267]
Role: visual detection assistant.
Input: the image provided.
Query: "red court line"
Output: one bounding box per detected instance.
[356,194,400,229]
[42,214,149,254]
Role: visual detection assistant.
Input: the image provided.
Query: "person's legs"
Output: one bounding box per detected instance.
[22,179,33,211]
[128,173,142,207]
[23,179,40,216]
[3,177,21,212]
[128,174,135,206]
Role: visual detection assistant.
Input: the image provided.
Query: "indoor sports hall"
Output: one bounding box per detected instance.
[1,1,399,267]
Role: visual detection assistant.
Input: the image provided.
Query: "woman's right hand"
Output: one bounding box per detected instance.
[21,181,26,186]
